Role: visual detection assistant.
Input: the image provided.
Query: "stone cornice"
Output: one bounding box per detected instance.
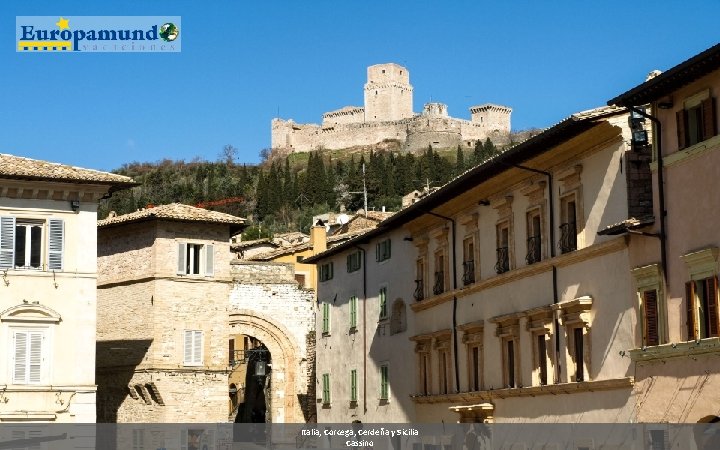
[410,377,634,404]
[411,237,627,313]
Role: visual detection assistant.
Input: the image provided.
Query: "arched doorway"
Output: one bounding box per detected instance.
[228,337,271,423]
[228,310,304,423]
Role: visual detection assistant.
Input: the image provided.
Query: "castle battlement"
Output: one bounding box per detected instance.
[271,64,511,152]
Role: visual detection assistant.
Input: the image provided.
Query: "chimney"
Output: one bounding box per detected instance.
[310,219,327,254]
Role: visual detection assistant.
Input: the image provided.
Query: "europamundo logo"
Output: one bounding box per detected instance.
[16,16,181,52]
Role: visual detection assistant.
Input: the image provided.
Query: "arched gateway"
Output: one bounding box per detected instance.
[229,309,305,423]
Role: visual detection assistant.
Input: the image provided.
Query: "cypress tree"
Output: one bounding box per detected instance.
[455,145,465,175]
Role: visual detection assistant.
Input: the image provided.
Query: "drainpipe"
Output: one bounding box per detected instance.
[510,164,561,383]
[626,106,668,290]
[424,211,460,393]
[353,245,368,415]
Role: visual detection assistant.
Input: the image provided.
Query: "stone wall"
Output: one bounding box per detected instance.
[97,219,232,423]
[229,261,316,423]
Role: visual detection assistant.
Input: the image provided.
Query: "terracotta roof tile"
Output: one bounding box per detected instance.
[98,203,245,228]
[0,153,135,186]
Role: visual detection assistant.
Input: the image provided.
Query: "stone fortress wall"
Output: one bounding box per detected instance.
[271,63,512,152]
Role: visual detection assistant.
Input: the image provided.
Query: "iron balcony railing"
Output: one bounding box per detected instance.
[526,236,541,265]
[462,260,475,285]
[413,279,424,301]
[495,247,509,274]
[433,271,444,295]
[559,222,577,254]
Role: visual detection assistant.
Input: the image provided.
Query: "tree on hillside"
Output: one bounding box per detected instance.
[455,145,465,175]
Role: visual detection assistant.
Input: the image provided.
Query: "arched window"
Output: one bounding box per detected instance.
[390,299,406,335]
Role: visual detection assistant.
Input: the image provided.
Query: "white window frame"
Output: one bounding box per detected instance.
[0,216,64,271]
[177,242,214,277]
[183,330,203,366]
[11,327,49,385]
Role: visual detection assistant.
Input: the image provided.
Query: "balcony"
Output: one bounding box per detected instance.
[414,279,424,301]
[559,222,577,254]
[433,271,445,295]
[462,260,475,285]
[495,247,509,274]
[526,236,541,265]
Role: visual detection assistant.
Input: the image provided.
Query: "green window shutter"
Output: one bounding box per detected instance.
[177,243,187,275]
[376,243,380,262]
[380,365,389,399]
[386,240,391,259]
[322,373,330,404]
[350,369,357,402]
[350,297,357,328]
[347,254,351,272]
[322,303,330,334]
[379,288,387,319]
[47,219,64,271]
[0,216,15,269]
[205,244,214,276]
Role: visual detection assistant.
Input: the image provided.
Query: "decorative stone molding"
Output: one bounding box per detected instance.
[557,164,583,191]
[489,313,521,338]
[553,296,593,328]
[680,247,719,280]
[519,181,547,206]
[525,305,553,332]
[459,212,479,231]
[490,195,513,219]
[631,264,662,290]
[449,402,495,423]
[458,320,484,344]
[0,302,61,323]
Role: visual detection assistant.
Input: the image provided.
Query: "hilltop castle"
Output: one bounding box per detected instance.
[271,63,512,153]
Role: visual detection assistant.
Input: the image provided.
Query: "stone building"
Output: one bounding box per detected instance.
[608,42,720,424]
[271,63,512,153]
[306,105,651,423]
[96,203,244,423]
[0,153,134,423]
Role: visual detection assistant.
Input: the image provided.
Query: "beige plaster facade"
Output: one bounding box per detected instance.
[0,154,134,423]
[610,43,720,423]
[271,63,512,153]
[308,106,646,423]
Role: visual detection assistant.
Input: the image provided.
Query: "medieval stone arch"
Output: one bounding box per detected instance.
[229,309,303,423]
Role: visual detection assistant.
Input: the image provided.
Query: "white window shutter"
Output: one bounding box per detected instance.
[194,331,203,364]
[47,219,64,271]
[0,216,15,269]
[13,331,27,383]
[205,244,214,276]
[184,330,193,364]
[177,243,187,275]
[29,332,42,383]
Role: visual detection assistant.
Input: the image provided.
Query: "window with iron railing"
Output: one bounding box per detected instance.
[559,222,577,254]
[413,279,424,301]
[462,260,475,285]
[495,247,509,274]
[526,235,541,265]
[433,271,445,295]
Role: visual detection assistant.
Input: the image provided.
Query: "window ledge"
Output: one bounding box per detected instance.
[321,332,331,338]
[651,133,720,170]
[349,327,358,334]
[0,412,57,421]
[410,377,634,403]
[629,337,720,362]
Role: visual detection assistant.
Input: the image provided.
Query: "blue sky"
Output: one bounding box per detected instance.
[2,1,719,172]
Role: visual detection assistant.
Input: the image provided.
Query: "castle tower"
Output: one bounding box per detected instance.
[364,63,413,122]
[470,103,512,135]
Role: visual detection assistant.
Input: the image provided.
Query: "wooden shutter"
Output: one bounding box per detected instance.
[322,303,329,333]
[193,331,202,364]
[676,110,687,149]
[204,244,214,276]
[350,369,357,401]
[707,276,719,337]
[329,262,333,280]
[643,290,660,346]
[0,216,15,268]
[177,243,187,275]
[13,331,28,383]
[47,219,64,270]
[346,254,351,272]
[184,330,193,364]
[386,240,391,259]
[702,97,716,140]
[375,243,380,261]
[686,281,696,340]
[29,332,42,383]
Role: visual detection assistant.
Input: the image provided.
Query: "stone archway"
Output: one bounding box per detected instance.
[229,309,303,423]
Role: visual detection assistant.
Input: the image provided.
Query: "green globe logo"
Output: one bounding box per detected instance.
[159,23,179,42]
